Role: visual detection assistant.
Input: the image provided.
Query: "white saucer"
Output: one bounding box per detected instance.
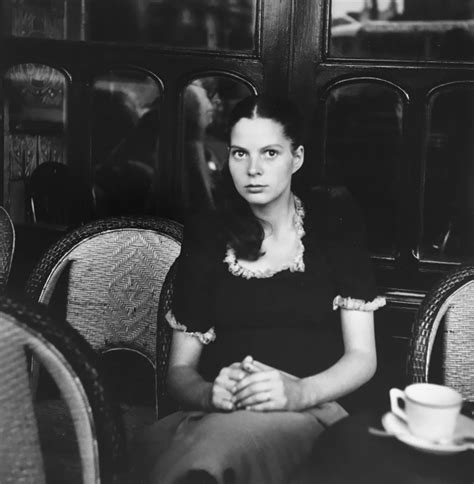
[381,412,474,455]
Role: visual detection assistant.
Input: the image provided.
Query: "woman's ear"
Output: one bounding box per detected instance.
[292,145,304,174]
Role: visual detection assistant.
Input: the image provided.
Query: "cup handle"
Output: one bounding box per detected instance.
[389,388,407,422]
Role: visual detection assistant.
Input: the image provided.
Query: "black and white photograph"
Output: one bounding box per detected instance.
[0,1,473,482]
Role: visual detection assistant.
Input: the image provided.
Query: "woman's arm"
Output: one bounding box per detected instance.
[298,308,376,407]
[167,330,247,411]
[167,330,211,411]
[233,309,376,411]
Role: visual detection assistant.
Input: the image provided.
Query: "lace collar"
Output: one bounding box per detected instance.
[224,196,306,279]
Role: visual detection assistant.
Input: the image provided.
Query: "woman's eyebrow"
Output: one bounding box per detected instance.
[229,143,283,150]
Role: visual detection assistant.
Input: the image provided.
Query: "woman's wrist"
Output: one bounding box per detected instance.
[202,382,215,412]
[299,377,322,409]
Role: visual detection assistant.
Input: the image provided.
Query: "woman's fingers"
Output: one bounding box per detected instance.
[235,381,272,402]
[211,362,250,411]
[234,370,278,393]
[213,398,234,411]
[215,364,248,391]
[215,372,243,392]
[227,366,248,382]
[244,400,277,412]
[212,362,300,412]
[241,355,259,373]
[233,373,278,408]
[233,368,302,411]
[235,389,273,409]
[214,377,234,393]
[243,358,267,372]
[211,385,235,411]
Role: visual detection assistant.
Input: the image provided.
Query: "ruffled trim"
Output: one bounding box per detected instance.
[332,295,386,312]
[224,195,306,279]
[165,311,216,345]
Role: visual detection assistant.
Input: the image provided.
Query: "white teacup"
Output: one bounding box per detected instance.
[389,383,462,442]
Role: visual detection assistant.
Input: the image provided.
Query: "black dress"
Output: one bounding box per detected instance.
[133,189,385,484]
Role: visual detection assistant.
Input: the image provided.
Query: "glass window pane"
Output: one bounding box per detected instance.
[3,64,68,223]
[7,0,256,49]
[91,69,162,217]
[8,0,86,40]
[324,81,404,256]
[89,0,256,50]
[330,0,474,62]
[420,85,474,261]
[182,76,253,210]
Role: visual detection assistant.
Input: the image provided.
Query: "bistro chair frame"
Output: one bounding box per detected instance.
[0,206,15,293]
[25,216,183,416]
[407,263,474,404]
[0,295,126,483]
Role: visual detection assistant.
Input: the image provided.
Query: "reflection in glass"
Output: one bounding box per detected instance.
[89,0,256,50]
[421,85,474,261]
[28,161,92,228]
[3,64,68,222]
[91,70,161,217]
[7,0,256,49]
[182,76,253,210]
[8,0,86,40]
[330,0,474,62]
[324,82,404,255]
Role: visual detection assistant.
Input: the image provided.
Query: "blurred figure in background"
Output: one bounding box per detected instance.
[92,89,159,217]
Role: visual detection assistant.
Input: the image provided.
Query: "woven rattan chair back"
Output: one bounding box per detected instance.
[0,206,15,293]
[0,296,125,484]
[25,216,183,414]
[407,264,474,402]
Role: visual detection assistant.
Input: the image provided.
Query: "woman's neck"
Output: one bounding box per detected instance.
[251,193,296,237]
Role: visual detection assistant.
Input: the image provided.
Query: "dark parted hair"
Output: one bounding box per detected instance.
[216,94,304,261]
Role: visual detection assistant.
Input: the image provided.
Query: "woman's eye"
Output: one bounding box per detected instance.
[231,150,246,159]
[265,149,278,158]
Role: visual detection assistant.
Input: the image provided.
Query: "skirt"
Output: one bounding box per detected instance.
[130,401,348,484]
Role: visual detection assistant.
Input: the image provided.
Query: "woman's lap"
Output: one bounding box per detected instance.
[131,402,347,484]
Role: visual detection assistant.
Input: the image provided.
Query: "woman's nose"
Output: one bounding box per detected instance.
[247,157,262,176]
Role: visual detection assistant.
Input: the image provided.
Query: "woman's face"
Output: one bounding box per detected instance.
[228,117,304,207]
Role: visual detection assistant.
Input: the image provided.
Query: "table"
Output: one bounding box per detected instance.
[310,412,474,484]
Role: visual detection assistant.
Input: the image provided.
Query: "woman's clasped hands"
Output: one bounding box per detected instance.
[211,356,304,412]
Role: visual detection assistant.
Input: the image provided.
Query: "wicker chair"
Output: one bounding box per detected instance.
[0,295,125,484]
[407,264,474,408]
[155,258,179,418]
[0,206,15,293]
[25,216,183,417]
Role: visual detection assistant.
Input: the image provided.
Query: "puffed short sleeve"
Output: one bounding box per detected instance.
[166,213,217,344]
[323,191,386,312]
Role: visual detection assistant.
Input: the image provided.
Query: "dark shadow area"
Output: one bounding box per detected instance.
[101,350,156,407]
[27,162,94,228]
[6,223,67,299]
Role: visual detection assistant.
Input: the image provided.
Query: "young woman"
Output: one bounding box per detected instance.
[132,94,386,483]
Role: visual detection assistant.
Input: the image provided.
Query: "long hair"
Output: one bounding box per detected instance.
[216,94,304,261]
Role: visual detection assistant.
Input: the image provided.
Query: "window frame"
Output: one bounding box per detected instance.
[305,1,474,296]
[1,0,474,298]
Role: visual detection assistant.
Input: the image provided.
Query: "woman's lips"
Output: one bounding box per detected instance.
[245,185,266,192]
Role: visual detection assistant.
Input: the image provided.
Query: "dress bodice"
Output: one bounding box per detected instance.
[169,188,384,380]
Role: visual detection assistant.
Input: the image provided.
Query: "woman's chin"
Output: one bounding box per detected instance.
[241,193,272,205]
